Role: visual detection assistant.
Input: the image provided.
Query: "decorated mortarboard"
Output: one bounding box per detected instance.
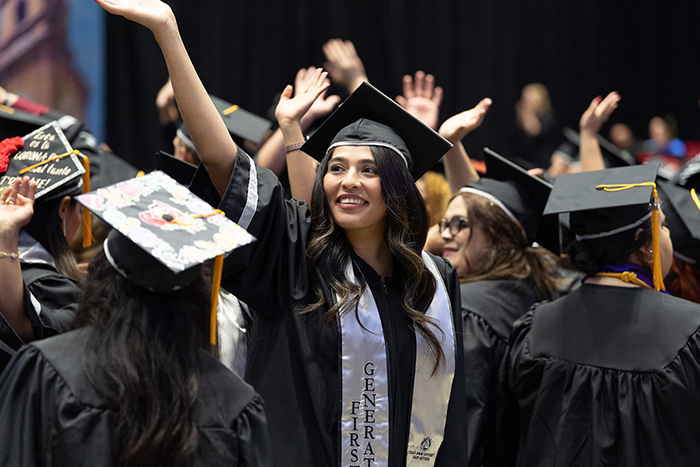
[657,181,700,264]
[301,82,453,181]
[0,121,93,247]
[562,127,636,168]
[472,147,561,253]
[156,150,197,185]
[76,170,255,344]
[543,163,665,290]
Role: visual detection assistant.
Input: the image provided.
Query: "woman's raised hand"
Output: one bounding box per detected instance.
[0,176,36,234]
[579,91,620,136]
[94,0,175,35]
[438,98,492,144]
[275,68,332,130]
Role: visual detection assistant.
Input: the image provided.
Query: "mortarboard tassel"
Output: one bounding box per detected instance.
[597,182,665,291]
[80,154,93,248]
[210,254,224,345]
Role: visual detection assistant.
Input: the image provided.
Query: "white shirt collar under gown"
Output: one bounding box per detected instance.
[339,250,456,467]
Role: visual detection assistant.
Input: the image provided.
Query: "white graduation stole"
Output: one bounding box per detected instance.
[339,251,456,467]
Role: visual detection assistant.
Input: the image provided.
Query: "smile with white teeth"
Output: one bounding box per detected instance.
[338,197,367,205]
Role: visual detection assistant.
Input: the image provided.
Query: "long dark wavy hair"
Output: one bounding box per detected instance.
[453,191,560,301]
[305,145,445,371]
[665,256,700,303]
[74,249,211,467]
[24,195,83,282]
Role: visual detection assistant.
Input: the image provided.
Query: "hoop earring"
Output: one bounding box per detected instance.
[645,249,653,264]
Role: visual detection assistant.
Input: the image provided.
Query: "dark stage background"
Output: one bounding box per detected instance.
[106,0,700,171]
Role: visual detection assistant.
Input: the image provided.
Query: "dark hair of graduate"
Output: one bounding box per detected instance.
[566,217,652,277]
[305,145,445,371]
[454,191,560,301]
[23,196,82,282]
[73,249,211,467]
[665,257,700,304]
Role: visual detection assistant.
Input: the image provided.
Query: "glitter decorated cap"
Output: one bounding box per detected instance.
[76,170,255,293]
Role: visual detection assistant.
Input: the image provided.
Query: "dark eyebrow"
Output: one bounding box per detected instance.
[328,156,377,165]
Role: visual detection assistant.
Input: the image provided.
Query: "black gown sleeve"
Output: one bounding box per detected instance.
[231,394,272,467]
[190,148,311,317]
[462,310,508,466]
[0,344,56,466]
[429,254,469,465]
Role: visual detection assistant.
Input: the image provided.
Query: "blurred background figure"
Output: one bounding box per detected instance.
[609,122,643,162]
[511,83,561,170]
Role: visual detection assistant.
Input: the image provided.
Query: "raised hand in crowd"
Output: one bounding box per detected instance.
[396,71,443,130]
[275,68,332,203]
[579,91,620,172]
[438,97,492,193]
[96,0,237,195]
[155,78,178,125]
[0,177,37,341]
[322,39,368,94]
[257,66,339,179]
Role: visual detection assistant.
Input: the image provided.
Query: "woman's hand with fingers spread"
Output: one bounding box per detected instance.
[94,0,175,36]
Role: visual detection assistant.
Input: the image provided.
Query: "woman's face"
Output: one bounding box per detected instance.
[440,196,488,277]
[323,145,387,237]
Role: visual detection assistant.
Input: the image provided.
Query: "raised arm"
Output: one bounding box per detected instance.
[0,177,37,342]
[274,69,332,203]
[322,39,369,94]
[257,66,340,183]
[96,0,237,196]
[579,91,620,173]
[438,98,492,194]
[396,71,443,131]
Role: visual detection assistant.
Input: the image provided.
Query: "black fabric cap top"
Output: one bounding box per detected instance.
[657,181,700,263]
[480,147,561,252]
[156,150,197,186]
[544,164,659,237]
[76,171,255,293]
[674,154,700,192]
[301,82,452,181]
[562,127,636,168]
[0,121,85,200]
[177,95,273,148]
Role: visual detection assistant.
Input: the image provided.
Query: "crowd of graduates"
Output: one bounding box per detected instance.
[1,0,700,465]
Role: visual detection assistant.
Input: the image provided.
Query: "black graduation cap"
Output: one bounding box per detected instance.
[76,171,256,343]
[673,154,700,192]
[544,163,664,290]
[562,127,636,168]
[657,181,700,264]
[156,150,197,185]
[478,147,561,253]
[0,121,87,201]
[301,81,453,181]
[176,96,273,151]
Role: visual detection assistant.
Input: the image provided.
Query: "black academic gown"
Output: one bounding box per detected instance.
[494,284,700,466]
[459,279,539,467]
[189,148,468,467]
[0,328,271,466]
[0,259,79,373]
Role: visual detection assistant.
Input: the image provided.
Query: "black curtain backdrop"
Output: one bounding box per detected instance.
[106,0,700,171]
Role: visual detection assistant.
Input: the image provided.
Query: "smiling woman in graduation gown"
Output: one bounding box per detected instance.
[492,164,700,466]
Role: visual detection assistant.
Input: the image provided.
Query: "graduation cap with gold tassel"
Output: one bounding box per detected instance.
[76,170,255,344]
[0,121,94,248]
[543,163,665,291]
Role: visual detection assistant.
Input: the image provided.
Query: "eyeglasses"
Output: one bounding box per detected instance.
[438,216,470,236]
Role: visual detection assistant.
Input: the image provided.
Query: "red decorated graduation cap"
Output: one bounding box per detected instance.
[76,170,256,344]
[300,82,453,181]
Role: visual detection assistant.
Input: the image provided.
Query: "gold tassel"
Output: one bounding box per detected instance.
[596,182,665,291]
[80,154,93,248]
[210,254,224,345]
